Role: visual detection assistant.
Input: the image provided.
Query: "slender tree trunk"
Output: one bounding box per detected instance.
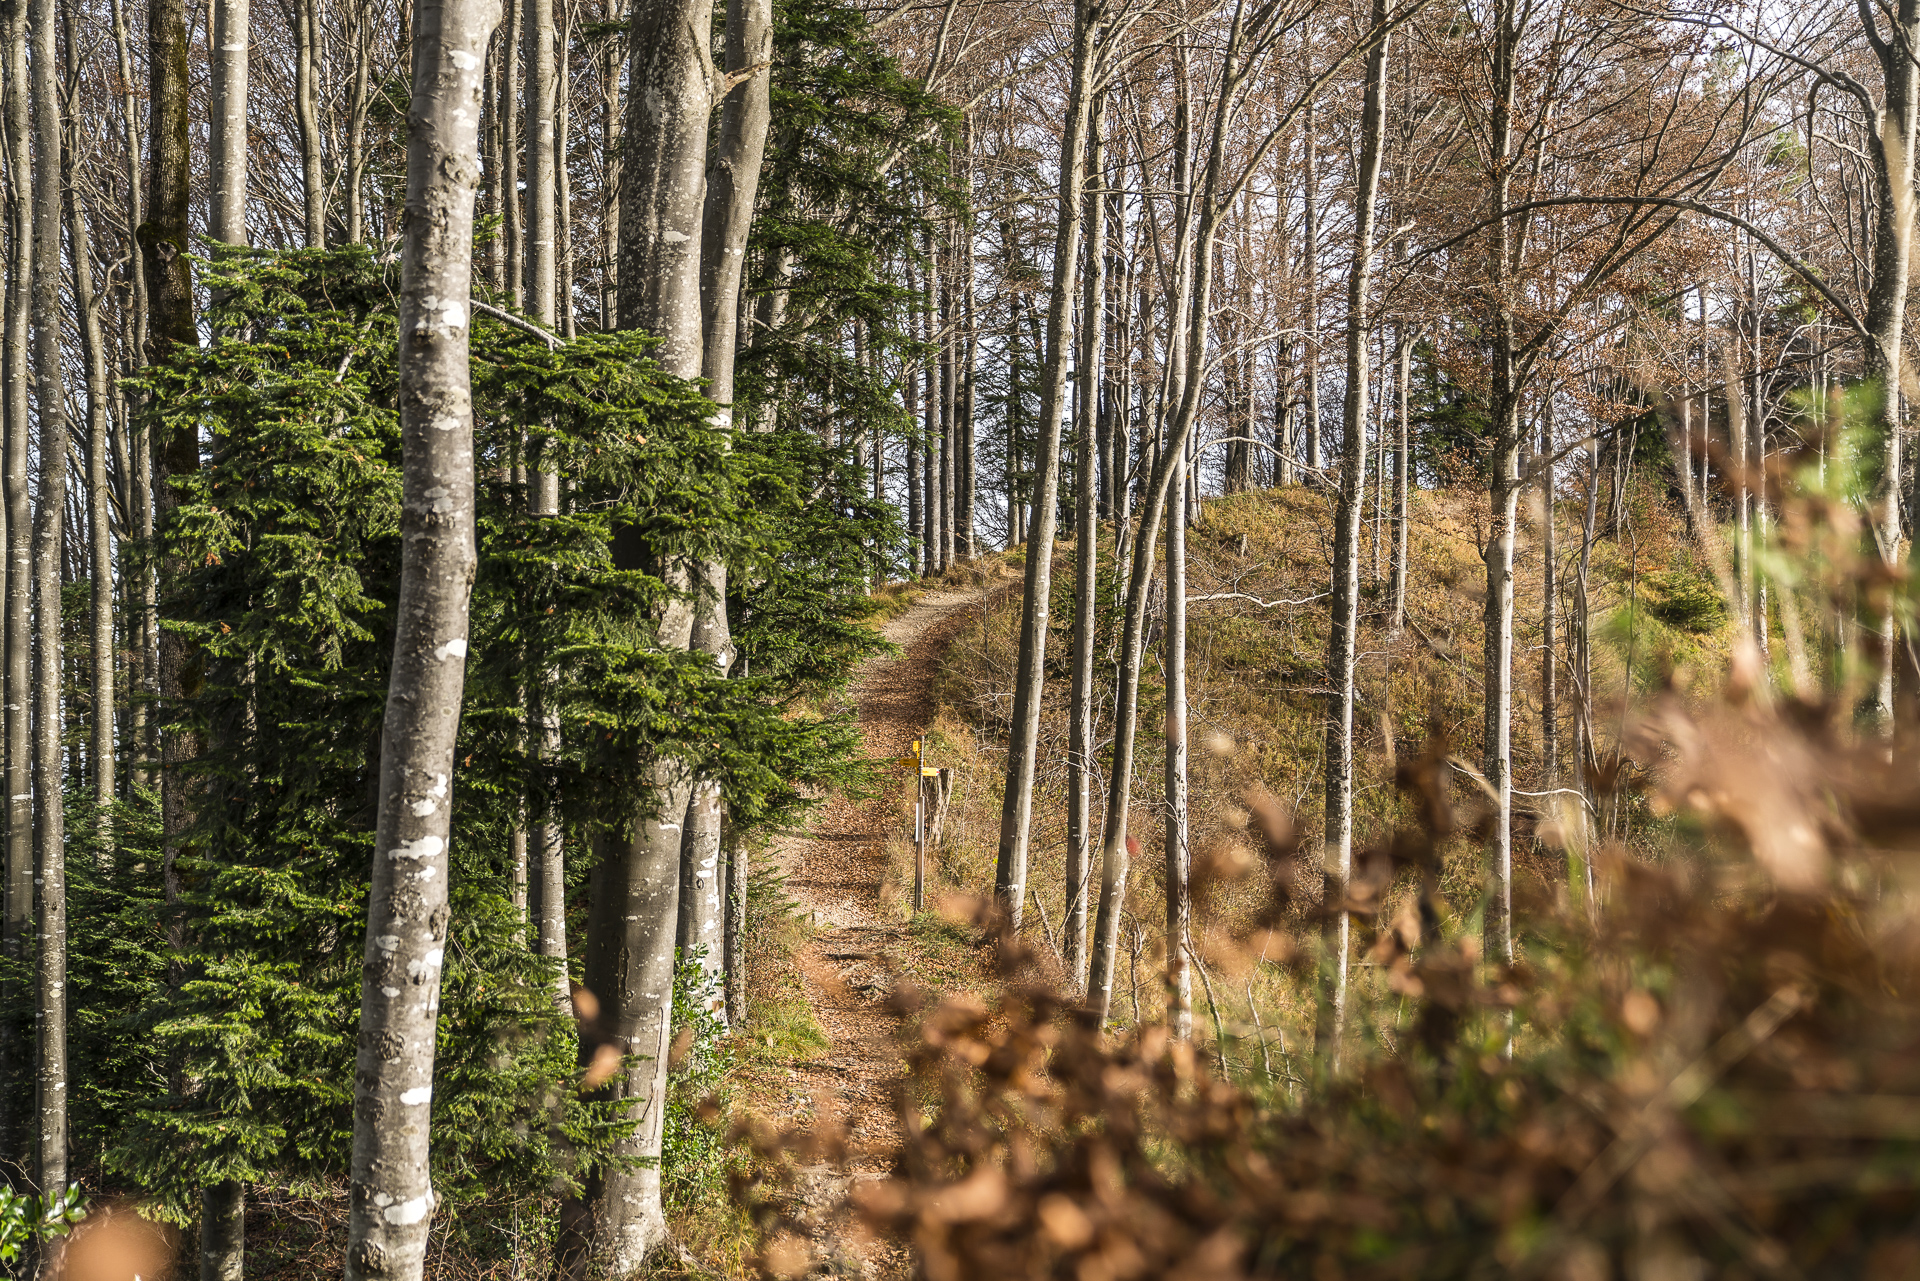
[557,0,709,1263]
[502,0,523,305]
[1541,395,1558,790]
[1316,0,1388,1070]
[521,0,565,1010]
[209,0,249,245]
[63,94,114,836]
[1064,97,1104,994]
[1090,14,1254,1021]
[1390,324,1410,630]
[958,126,978,557]
[345,12,371,242]
[343,0,494,1274]
[294,0,325,244]
[1865,0,1917,721]
[992,0,1099,927]
[1302,61,1322,474]
[679,0,771,1022]
[1164,450,1191,1040]
[29,0,66,1189]
[939,235,955,565]
[0,0,26,1164]
[1482,0,1521,985]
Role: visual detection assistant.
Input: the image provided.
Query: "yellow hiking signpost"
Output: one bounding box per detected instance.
[896,738,949,912]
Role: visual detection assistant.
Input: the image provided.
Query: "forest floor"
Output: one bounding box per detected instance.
[757,567,1016,1277]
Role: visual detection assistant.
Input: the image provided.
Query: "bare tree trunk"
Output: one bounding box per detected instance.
[1164,451,1190,1040]
[906,263,922,575]
[63,79,114,836]
[209,0,249,245]
[556,0,709,1263]
[958,127,978,558]
[679,0,771,1022]
[1090,13,1256,1022]
[0,0,26,1163]
[294,0,325,244]
[501,0,522,306]
[199,1182,244,1281]
[345,9,372,243]
[1064,96,1104,994]
[1390,324,1411,631]
[30,0,66,1188]
[1482,0,1521,987]
[1541,394,1558,790]
[939,236,955,564]
[1316,0,1388,1070]
[556,7,575,336]
[1863,0,1917,722]
[343,0,495,1273]
[521,0,565,1010]
[1302,56,1321,474]
[991,0,1099,927]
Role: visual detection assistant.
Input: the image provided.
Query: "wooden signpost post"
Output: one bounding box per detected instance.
[900,737,952,914]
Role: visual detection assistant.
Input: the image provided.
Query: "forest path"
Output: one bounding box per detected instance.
[766,573,1007,1277]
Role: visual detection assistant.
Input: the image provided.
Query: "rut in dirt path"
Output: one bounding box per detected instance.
[766,577,1005,1275]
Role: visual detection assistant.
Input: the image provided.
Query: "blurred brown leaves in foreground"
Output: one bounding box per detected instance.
[734,646,1920,1278]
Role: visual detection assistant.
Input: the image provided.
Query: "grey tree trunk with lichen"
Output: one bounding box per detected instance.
[680,0,772,1026]
[342,0,494,1274]
[0,0,26,1168]
[555,0,710,1268]
[31,0,67,1193]
[209,0,247,246]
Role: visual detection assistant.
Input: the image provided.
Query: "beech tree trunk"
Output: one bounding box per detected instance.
[1064,97,1104,993]
[1164,451,1191,1040]
[681,0,772,1022]
[992,0,1099,928]
[343,0,494,1274]
[0,0,25,1165]
[558,0,710,1263]
[1482,0,1521,980]
[199,1182,244,1281]
[1862,0,1917,721]
[209,0,248,245]
[1391,326,1411,630]
[1316,0,1388,1069]
[294,0,325,245]
[522,0,566,1010]
[62,62,115,832]
[30,0,66,1188]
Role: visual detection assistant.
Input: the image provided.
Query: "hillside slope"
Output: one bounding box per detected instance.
[914,475,1722,1062]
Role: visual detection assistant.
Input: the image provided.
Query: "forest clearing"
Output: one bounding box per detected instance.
[4,0,1920,1272]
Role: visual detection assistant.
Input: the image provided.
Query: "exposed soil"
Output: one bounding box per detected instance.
[764,580,1003,1277]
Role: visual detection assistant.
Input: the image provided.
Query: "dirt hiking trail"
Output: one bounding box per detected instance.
[764,579,1002,1277]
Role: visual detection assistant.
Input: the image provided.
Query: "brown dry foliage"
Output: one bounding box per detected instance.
[737,658,1920,1279]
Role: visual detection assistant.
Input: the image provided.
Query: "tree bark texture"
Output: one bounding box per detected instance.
[523,0,555,321]
[294,0,325,244]
[343,0,494,1273]
[30,0,67,1185]
[0,0,25,1166]
[199,1180,245,1281]
[209,0,249,245]
[563,0,712,1261]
